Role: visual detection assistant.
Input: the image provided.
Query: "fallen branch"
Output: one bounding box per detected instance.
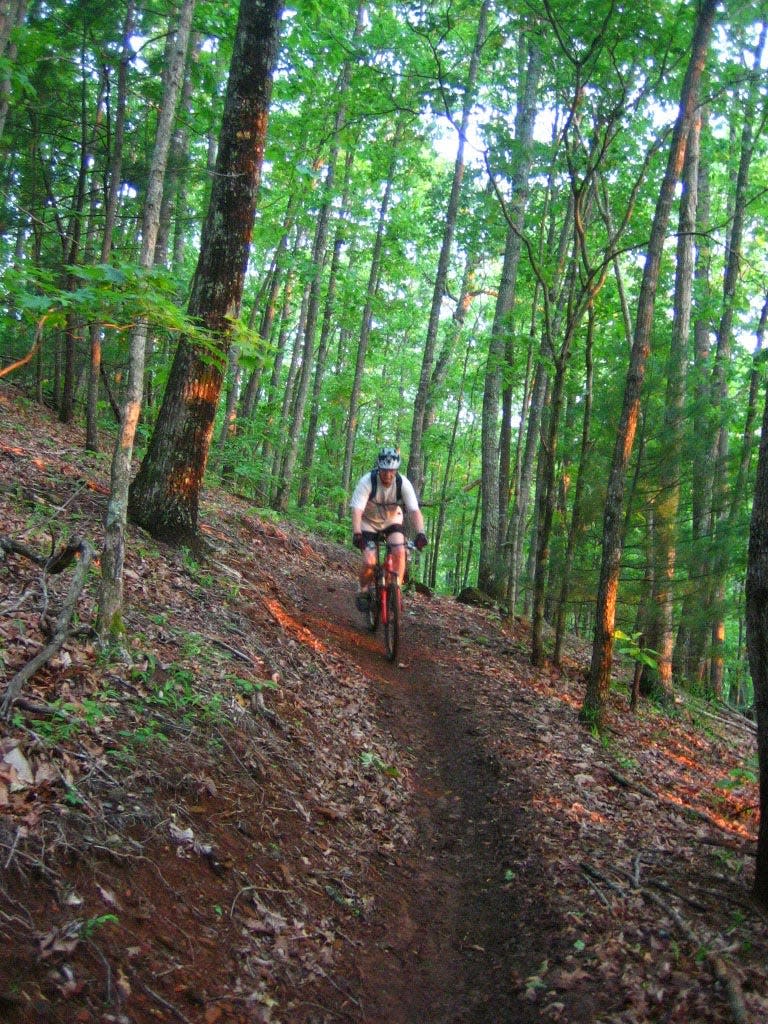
[639,885,750,1024]
[583,860,749,1024]
[1,537,94,719]
[607,768,740,835]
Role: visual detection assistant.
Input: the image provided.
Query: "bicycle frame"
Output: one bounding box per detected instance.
[365,534,409,662]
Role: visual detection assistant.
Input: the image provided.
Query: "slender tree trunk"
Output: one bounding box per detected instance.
[708,23,766,697]
[676,104,713,684]
[583,0,719,728]
[274,5,363,512]
[298,146,354,506]
[99,0,197,639]
[554,304,595,664]
[0,0,27,140]
[339,131,400,518]
[408,0,490,497]
[479,36,541,597]
[86,0,135,451]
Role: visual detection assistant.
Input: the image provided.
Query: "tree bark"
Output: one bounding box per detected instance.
[125,0,282,550]
[745,368,768,906]
[479,34,541,599]
[583,0,719,728]
[407,0,490,498]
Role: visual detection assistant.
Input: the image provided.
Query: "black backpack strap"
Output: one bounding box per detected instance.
[370,468,403,503]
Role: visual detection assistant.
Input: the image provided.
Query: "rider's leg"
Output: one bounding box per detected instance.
[387,530,406,585]
[359,545,376,590]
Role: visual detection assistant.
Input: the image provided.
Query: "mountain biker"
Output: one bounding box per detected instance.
[349,446,428,612]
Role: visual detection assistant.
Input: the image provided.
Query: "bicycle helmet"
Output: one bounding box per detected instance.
[377,446,401,470]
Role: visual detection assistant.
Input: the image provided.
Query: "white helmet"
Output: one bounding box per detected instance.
[377,446,401,470]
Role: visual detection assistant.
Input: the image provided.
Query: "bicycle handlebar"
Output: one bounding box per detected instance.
[365,538,416,552]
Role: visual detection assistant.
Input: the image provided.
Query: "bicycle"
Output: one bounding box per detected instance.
[364,534,413,662]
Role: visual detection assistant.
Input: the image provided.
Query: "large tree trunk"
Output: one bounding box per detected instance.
[582,0,719,728]
[745,368,768,906]
[126,0,283,548]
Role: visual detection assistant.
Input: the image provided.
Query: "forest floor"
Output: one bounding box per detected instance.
[1,380,767,1024]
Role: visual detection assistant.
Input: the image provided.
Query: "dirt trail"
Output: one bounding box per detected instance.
[295,571,601,1023]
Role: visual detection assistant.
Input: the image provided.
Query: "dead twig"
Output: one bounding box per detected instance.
[607,767,740,835]
[639,886,750,1024]
[0,537,93,719]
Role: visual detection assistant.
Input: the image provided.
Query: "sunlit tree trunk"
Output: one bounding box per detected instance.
[583,0,718,728]
[641,114,700,700]
[126,0,282,549]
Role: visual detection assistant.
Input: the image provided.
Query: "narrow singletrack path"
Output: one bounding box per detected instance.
[293,569,603,1023]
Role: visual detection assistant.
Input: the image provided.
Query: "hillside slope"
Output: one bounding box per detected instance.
[0,382,766,1024]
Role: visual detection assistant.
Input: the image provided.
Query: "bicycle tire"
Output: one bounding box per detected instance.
[384,580,400,662]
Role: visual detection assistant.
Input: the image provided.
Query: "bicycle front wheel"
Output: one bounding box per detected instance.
[383,581,401,662]
[367,579,380,632]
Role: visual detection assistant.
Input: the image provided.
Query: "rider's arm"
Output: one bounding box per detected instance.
[349,475,372,535]
[409,507,425,535]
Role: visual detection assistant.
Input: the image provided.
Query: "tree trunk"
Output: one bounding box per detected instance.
[274,4,363,512]
[479,35,541,599]
[408,0,490,497]
[99,0,197,639]
[708,23,766,698]
[554,304,595,664]
[643,112,700,700]
[86,0,135,452]
[583,0,719,728]
[298,146,354,507]
[339,131,400,519]
[745,370,768,906]
[126,0,282,550]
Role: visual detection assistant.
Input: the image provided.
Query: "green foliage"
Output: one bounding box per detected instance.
[360,750,400,778]
[79,914,119,938]
[614,631,660,671]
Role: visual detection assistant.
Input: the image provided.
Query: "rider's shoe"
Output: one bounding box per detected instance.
[355,588,372,612]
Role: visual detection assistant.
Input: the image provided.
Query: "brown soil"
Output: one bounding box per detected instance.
[1,382,768,1024]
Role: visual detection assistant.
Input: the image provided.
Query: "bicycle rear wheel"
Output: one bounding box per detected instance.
[383,581,401,662]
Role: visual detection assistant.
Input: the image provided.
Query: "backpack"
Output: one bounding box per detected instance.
[370,467,403,503]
